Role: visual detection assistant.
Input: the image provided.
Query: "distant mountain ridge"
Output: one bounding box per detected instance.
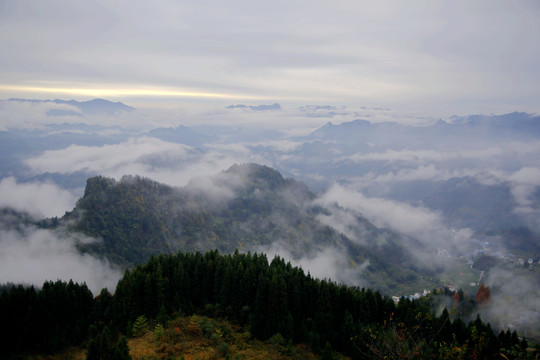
[305,112,540,145]
[7,98,134,115]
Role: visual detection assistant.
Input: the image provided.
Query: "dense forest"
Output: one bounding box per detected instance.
[1,250,537,359]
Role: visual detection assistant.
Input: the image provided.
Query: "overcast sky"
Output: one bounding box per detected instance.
[1,0,539,117]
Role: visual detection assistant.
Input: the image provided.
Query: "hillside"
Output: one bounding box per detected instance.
[38,314,326,360]
[50,163,441,293]
[1,250,534,360]
[60,163,333,263]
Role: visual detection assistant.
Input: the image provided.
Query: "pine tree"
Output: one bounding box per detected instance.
[112,336,132,360]
[132,315,149,337]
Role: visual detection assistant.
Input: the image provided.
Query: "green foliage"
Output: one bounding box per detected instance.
[86,326,131,360]
[106,250,530,359]
[0,280,94,357]
[113,336,131,360]
[269,333,286,347]
[1,250,535,360]
[132,315,149,337]
[269,333,296,356]
[154,323,165,343]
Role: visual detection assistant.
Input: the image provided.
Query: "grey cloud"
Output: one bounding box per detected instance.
[2,1,539,111]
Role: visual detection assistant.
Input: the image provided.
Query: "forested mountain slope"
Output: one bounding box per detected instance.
[49,163,438,293]
[1,251,534,359]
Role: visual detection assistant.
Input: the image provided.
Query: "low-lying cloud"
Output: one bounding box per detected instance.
[255,241,369,286]
[482,266,540,336]
[0,177,79,218]
[24,137,261,188]
[0,226,121,294]
[314,184,475,257]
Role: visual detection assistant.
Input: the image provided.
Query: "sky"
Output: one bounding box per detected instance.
[1,0,540,117]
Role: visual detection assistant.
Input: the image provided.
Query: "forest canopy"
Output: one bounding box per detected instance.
[1,250,535,359]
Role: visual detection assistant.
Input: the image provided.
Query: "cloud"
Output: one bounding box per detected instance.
[0,226,121,294]
[24,137,191,175]
[0,177,79,218]
[482,266,540,336]
[255,241,369,286]
[24,137,261,188]
[367,164,457,183]
[0,100,81,130]
[314,184,475,256]
[508,167,540,205]
[505,167,540,232]
[2,1,539,114]
[317,184,441,236]
[343,147,508,164]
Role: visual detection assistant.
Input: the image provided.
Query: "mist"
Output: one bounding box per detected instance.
[314,183,475,260]
[0,225,121,294]
[255,241,370,287]
[0,177,79,218]
[481,266,540,335]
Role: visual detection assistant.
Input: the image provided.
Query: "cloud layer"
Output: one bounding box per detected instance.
[24,137,261,188]
[1,1,539,114]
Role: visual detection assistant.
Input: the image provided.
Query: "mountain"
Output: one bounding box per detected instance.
[48,163,440,293]
[226,103,281,111]
[53,98,134,114]
[305,112,540,146]
[7,98,134,115]
[450,112,540,136]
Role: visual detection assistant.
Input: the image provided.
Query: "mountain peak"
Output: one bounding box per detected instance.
[53,98,134,114]
[225,163,287,190]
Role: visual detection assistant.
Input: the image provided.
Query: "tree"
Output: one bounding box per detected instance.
[475,284,491,308]
[86,326,132,360]
[132,315,149,337]
[112,336,132,360]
